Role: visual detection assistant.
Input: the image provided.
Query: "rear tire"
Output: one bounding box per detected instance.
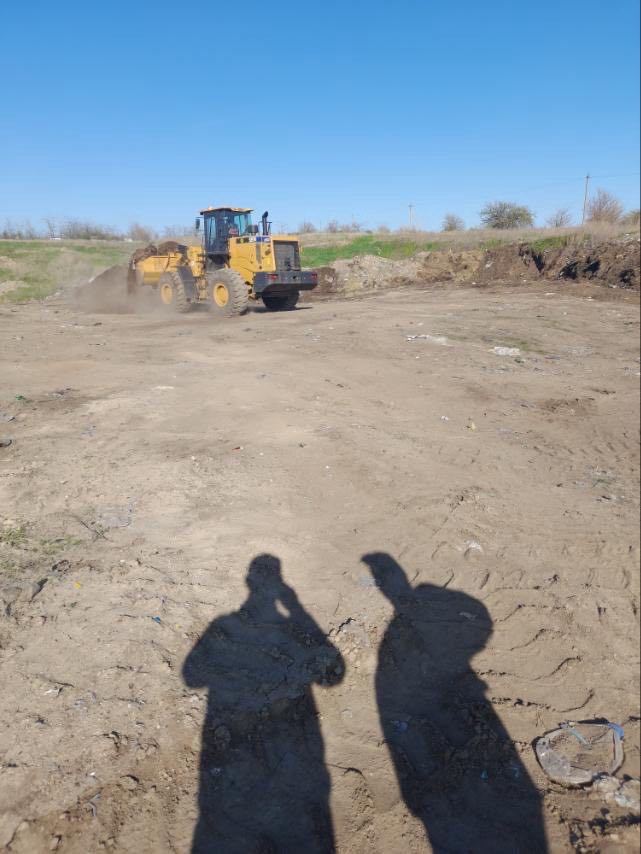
[207,269,249,316]
[261,291,300,311]
[157,271,191,313]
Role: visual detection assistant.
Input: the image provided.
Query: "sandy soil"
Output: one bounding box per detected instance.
[1,282,639,853]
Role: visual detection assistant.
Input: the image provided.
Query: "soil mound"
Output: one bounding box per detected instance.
[479,238,640,289]
[312,237,640,298]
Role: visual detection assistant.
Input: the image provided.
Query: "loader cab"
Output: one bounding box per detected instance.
[199,207,257,257]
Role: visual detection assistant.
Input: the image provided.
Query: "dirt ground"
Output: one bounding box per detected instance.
[1,280,640,853]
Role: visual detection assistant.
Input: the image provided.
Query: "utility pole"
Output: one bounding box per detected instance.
[408,204,414,230]
[581,174,590,225]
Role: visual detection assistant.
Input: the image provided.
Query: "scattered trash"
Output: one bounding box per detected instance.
[232,446,243,451]
[51,559,71,576]
[592,775,641,813]
[459,611,477,621]
[0,438,12,448]
[44,686,63,697]
[607,722,625,741]
[94,506,132,529]
[151,616,162,625]
[507,761,521,780]
[73,581,82,589]
[14,394,26,401]
[406,334,449,346]
[480,769,489,780]
[87,792,101,817]
[491,346,521,357]
[440,415,450,422]
[0,413,15,422]
[467,420,477,431]
[392,719,409,733]
[535,721,624,786]
[464,540,484,559]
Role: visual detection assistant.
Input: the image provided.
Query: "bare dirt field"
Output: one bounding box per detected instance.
[1,281,640,853]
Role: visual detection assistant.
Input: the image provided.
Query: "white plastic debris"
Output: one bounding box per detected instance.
[535,722,624,787]
[407,334,449,346]
[491,346,521,357]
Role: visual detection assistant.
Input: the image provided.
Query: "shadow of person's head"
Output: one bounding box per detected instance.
[246,552,283,594]
[362,551,492,665]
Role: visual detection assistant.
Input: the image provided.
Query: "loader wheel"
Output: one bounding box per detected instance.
[157,272,191,313]
[261,291,300,311]
[207,269,249,316]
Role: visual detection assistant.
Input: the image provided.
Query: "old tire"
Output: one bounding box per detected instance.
[207,269,249,316]
[261,291,300,311]
[157,271,191,313]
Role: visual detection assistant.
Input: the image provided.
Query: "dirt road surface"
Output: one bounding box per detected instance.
[1,283,639,852]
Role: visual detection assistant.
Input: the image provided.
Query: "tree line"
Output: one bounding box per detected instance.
[1,189,638,241]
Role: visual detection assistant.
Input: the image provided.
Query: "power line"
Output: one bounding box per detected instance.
[581,174,591,225]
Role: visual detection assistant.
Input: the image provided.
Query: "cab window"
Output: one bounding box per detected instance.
[225,213,252,236]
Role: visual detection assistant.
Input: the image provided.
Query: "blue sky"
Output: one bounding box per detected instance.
[1,0,639,231]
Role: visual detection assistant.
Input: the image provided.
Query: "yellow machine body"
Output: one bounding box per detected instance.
[128,206,318,315]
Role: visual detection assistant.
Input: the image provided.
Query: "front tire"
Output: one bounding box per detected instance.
[261,291,300,311]
[157,271,191,313]
[207,269,249,316]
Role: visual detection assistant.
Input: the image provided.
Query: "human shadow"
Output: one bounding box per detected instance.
[183,554,344,854]
[362,552,548,853]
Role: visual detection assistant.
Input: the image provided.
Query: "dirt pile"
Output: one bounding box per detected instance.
[72,265,131,313]
[312,237,640,298]
[478,238,640,289]
[313,250,483,297]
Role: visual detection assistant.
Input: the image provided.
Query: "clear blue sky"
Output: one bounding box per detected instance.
[1,0,639,231]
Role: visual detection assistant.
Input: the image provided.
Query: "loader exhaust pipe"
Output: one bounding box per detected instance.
[262,211,271,236]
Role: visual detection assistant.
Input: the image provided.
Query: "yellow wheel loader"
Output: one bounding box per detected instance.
[127,208,317,315]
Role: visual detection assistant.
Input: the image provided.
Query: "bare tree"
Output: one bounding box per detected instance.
[586,188,624,223]
[621,209,641,228]
[326,220,340,233]
[442,213,465,232]
[128,222,155,242]
[377,224,390,234]
[546,208,572,228]
[298,221,317,234]
[480,201,535,229]
[60,219,121,240]
[0,219,40,239]
[43,217,58,239]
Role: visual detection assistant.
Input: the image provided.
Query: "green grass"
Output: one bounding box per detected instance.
[301,235,447,267]
[40,535,83,555]
[0,557,20,577]
[528,235,570,253]
[0,525,28,548]
[480,238,508,250]
[0,240,132,303]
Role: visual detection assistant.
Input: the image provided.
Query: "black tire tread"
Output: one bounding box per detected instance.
[207,268,249,316]
[158,271,191,313]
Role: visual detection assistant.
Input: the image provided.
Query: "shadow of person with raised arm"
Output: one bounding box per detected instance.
[362,552,548,853]
[183,554,344,854]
